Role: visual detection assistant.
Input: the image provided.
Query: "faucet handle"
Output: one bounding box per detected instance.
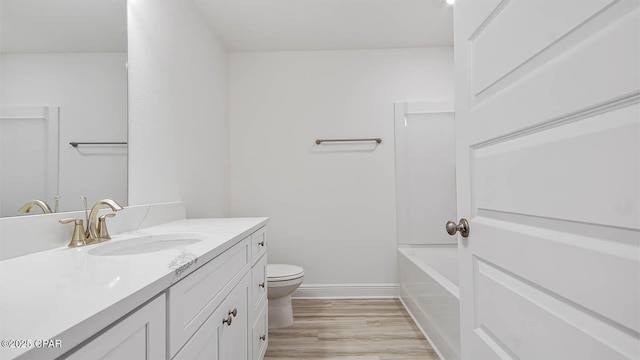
[59,218,80,224]
[97,213,116,240]
[59,218,87,248]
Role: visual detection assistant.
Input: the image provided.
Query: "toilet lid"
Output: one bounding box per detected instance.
[267,264,304,282]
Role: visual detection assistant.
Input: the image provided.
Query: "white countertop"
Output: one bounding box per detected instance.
[0,217,268,360]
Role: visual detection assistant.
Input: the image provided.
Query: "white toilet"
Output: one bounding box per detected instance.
[266,264,304,329]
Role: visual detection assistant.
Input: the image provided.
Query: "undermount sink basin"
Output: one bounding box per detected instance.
[88,233,202,256]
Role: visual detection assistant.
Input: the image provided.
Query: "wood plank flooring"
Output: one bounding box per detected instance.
[264,299,439,360]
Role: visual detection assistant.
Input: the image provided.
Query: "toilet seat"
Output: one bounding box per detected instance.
[267,264,304,282]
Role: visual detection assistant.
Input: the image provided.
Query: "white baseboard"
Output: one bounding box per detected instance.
[292,283,399,299]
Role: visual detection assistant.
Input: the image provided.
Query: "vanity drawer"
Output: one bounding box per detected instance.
[250,253,268,324]
[173,273,250,360]
[251,301,268,360]
[169,237,250,358]
[250,226,267,264]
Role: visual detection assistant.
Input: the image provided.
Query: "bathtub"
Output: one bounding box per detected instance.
[398,247,460,360]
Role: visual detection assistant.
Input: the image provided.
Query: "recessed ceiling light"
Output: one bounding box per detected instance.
[446,0,455,4]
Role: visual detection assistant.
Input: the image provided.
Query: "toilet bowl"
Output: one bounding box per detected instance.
[267,264,304,329]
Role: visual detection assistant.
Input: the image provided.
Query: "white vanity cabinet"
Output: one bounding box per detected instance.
[249,229,269,360]
[1,218,270,360]
[64,226,268,360]
[170,226,268,360]
[64,295,166,360]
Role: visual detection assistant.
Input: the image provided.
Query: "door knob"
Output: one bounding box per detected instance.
[445,218,470,238]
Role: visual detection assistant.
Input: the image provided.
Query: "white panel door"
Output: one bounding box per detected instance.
[454,1,640,359]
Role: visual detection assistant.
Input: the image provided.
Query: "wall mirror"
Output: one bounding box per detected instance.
[0,0,128,217]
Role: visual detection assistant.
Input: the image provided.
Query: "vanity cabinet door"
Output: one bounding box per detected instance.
[65,295,166,360]
[219,272,249,360]
[250,253,268,325]
[251,301,268,360]
[173,273,250,360]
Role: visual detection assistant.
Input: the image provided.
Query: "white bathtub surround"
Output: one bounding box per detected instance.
[398,246,460,360]
[393,100,459,358]
[0,106,60,217]
[0,201,185,260]
[0,216,268,359]
[394,100,459,358]
[230,48,454,293]
[394,101,456,246]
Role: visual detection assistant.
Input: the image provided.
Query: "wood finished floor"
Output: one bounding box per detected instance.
[264,299,439,360]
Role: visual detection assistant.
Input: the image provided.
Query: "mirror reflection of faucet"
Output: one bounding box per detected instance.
[59,197,123,248]
[17,196,61,214]
[18,199,52,214]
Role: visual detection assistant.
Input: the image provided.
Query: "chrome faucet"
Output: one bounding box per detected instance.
[18,199,53,214]
[87,199,123,242]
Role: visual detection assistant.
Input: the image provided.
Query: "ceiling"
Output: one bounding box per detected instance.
[0,0,126,53]
[0,0,452,54]
[193,0,453,51]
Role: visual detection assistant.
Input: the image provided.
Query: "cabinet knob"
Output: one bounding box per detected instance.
[229,308,238,317]
[258,240,265,247]
[223,315,233,326]
[259,335,266,341]
[259,282,265,288]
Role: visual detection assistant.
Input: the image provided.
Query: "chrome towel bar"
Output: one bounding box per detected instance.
[315,138,382,145]
[70,142,127,147]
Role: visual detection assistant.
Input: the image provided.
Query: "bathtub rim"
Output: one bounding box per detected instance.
[398,245,460,300]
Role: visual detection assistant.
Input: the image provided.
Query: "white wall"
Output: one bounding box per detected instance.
[1,53,127,212]
[230,48,454,288]
[127,0,229,218]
